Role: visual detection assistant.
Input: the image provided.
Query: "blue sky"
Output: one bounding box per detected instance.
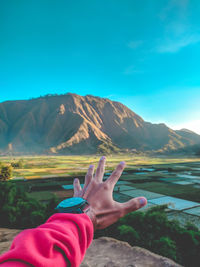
[1,0,200,133]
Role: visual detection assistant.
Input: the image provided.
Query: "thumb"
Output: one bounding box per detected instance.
[121,197,147,215]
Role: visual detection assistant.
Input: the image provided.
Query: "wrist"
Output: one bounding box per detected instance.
[83,207,97,231]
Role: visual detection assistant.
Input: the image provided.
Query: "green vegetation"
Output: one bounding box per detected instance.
[0,155,199,179]
[0,164,13,181]
[97,141,120,154]
[1,155,200,266]
[95,205,200,267]
[1,155,200,207]
[0,182,58,229]
[11,159,24,168]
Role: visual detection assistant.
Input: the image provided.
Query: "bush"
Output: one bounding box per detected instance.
[118,224,140,245]
[0,182,58,229]
[95,205,200,267]
[153,236,177,261]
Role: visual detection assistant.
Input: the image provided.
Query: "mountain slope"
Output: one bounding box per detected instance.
[0,93,200,154]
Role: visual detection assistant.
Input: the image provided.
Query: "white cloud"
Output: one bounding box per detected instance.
[159,0,188,21]
[156,0,200,53]
[157,34,200,53]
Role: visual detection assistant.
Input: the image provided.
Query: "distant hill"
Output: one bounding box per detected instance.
[0,93,200,154]
[169,143,200,156]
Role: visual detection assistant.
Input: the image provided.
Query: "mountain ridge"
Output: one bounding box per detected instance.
[0,93,199,154]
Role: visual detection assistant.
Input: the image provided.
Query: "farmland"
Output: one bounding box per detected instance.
[2,154,200,227]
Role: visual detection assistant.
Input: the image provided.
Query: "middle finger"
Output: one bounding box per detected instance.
[94,156,106,182]
[82,164,94,194]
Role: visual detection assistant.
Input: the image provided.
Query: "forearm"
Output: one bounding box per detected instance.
[0,213,94,267]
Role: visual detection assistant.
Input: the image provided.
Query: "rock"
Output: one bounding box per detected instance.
[0,228,20,254]
[58,104,65,115]
[81,237,182,267]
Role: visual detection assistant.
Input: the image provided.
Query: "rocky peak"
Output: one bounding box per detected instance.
[58,104,65,115]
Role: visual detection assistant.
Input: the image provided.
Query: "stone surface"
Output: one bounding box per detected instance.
[81,237,182,267]
[0,228,20,254]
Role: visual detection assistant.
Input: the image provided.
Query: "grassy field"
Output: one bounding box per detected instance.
[1,154,200,204]
[1,154,200,179]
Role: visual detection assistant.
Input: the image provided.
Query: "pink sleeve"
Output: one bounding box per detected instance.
[0,213,94,267]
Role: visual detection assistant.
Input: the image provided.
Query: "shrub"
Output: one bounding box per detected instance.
[0,182,58,229]
[118,224,140,245]
[95,205,200,267]
[153,236,177,261]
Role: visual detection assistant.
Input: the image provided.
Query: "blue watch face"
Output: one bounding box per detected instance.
[57,197,86,209]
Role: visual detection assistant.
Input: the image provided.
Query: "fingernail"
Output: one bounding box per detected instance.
[89,165,94,168]
[101,156,106,160]
[139,198,147,206]
[74,178,79,183]
[120,161,125,166]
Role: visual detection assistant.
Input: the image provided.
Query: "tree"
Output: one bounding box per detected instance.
[0,165,13,181]
[96,204,200,267]
[153,236,177,261]
[176,230,200,267]
[0,182,58,229]
[11,159,23,168]
[118,224,140,245]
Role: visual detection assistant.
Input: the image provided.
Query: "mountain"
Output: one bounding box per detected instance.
[0,93,200,154]
[175,129,200,143]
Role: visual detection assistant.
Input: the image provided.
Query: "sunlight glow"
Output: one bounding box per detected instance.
[170,120,200,135]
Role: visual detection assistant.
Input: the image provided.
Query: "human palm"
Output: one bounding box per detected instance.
[73,157,147,230]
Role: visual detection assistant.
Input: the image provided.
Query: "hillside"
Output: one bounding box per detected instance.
[0,93,199,154]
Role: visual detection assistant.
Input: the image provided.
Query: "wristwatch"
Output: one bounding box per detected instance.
[55,197,97,230]
[55,197,89,214]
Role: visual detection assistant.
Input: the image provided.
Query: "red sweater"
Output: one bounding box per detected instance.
[0,213,94,267]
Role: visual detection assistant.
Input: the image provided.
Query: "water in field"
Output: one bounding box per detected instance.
[137,168,155,172]
[149,196,199,211]
[176,173,199,179]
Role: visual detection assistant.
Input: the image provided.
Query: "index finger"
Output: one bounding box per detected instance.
[106,161,126,187]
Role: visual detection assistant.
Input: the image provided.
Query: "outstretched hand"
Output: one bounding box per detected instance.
[73,156,147,230]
